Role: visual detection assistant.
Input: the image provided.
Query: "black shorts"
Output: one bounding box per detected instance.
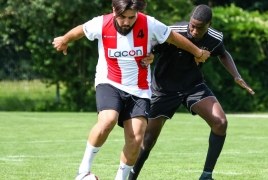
[149,83,215,119]
[96,83,150,127]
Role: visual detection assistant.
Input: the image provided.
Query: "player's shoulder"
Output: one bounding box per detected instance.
[168,21,188,33]
[207,27,223,42]
[141,12,156,21]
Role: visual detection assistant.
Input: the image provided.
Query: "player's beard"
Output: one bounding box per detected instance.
[113,18,135,36]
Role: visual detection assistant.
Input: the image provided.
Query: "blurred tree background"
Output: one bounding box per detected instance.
[0,0,267,112]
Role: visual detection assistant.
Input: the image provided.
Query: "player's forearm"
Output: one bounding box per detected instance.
[62,25,85,44]
[219,51,240,78]
[166,31,202,58]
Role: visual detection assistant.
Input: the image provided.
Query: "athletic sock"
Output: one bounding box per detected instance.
[203,131,226,172]
[78,141,101,174]
[199,171,212,179]
[115,161,133,180]
[128,148,150,180]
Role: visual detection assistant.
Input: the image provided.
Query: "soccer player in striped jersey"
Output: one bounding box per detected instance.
[52,1,210,180]
[129,4,254,180]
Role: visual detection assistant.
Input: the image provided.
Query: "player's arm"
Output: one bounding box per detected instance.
[140,39,173,68]
[52,25,85,55]
[218,51,255,95]
[165,30,210,62]
[140,53,154,68]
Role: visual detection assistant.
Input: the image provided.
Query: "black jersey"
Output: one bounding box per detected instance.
[151,21,226,94]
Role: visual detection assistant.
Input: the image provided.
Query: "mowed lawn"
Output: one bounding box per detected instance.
[0,112,267,180]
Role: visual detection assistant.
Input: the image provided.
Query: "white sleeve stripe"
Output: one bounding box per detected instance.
[208,28,223,41]
[168,25,188,32]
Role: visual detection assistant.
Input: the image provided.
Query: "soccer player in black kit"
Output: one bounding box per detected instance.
[128,4,255,180]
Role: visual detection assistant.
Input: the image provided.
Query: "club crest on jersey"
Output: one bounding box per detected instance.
[200,46,209,51]
[108,47,143,58]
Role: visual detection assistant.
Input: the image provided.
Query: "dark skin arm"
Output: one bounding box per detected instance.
[218,51,255,95]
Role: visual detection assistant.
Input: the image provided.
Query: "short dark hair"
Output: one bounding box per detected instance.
[190,4,212,23]
[112,0,147,16]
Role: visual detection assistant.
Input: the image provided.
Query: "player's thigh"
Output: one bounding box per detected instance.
[142,117,167,150]
[149,92,184,119]
[98,110,119,129]
[96,83,121,126]
[185,84,226,125]
[118,95,150,127]
[124,116,147,144]
[192,96,227,127]
[146,116,167,135]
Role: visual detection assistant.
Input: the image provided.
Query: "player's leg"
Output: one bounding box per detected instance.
[129,93,183,180]
[76,84,120,180]
[76,110,119,180]
[115,116,147,180]
[128,116,166,180]
[189,86,227,180]
[115,96,149,180]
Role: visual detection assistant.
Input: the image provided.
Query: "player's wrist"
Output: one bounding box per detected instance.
[196,50,203,59]
[234,75,241,79]
[61,36,70,45]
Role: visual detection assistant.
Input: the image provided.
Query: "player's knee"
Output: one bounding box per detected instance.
[127,138,142,153]
[213,117,228,135]
[143,133,158,150]
[98,120,116,135]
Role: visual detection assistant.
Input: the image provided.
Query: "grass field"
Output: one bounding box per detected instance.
[0,80,56,111]
[0,112,267,180]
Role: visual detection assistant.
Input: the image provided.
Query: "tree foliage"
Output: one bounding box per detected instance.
[0,1,267,112]
[194,0,268,12]
[202,4,268,112]
[0,0,194,111]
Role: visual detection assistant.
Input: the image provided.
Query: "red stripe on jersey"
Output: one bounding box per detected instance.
[102,14,121,84]
[133,13,149,89]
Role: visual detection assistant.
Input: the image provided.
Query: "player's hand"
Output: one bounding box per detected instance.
[140,53,154,69]
[235,77,255,95]
[194,49,210,65]
[52,36,68,55]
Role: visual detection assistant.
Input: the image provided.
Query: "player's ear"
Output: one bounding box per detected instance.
[209,21,212,27]
[112,7,116,16]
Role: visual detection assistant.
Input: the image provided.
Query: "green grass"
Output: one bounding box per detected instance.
[0,80,56,111]
[0,112,267,180]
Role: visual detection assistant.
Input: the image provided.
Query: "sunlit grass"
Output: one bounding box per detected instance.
[0,80,57,111]
[0,112,267,180]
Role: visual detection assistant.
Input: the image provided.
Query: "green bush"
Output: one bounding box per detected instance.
[202,4,268,112]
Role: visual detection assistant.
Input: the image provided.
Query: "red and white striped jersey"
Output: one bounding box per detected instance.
[83,12,171,99]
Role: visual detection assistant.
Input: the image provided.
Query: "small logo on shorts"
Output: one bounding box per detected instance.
[144,111,149,115]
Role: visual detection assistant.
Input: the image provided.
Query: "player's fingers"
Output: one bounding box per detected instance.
[143,54,154,64]
[140,60,148,69]
[242,83,255,95]
[56,44,62,51]
[198,50,210,62]
[63,49,67,55]
[235,78,255,95]
[194,57,200,65]
[238,80,248,89]
[246,87,255,95]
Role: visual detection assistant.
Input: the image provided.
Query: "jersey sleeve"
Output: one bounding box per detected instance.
[147,16,171,44]
[83,16,103,41]
[151,41,171,54]
[208,29,226,57]
[211,40,226,57]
